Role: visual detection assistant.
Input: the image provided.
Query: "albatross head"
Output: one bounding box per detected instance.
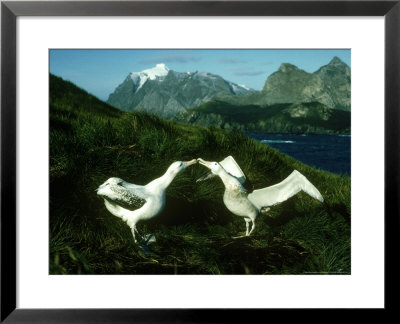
[197,158,224,176]
[96,177,124,195]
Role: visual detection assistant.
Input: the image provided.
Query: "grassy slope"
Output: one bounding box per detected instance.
[50,74,351,275]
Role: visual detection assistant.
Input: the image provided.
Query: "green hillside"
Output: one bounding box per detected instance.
[175,100,350,134]
[50,74,351,275]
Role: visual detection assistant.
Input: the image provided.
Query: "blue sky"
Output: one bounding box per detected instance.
[50,49,351,101]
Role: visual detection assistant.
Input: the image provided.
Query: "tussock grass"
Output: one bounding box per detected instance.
[49,74,350,274]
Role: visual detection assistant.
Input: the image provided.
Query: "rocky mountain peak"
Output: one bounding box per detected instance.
[262,57,350,111]
[278,63,300,73]
[328,56,346,66]
[107,65,253,118]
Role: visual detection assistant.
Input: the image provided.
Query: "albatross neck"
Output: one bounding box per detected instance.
[217,168,240,190]
[146,169,178,192]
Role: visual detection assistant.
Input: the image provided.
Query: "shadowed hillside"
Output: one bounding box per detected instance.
[175,100,350,134]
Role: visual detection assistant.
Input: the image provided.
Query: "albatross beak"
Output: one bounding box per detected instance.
[197,158,212,168]
[184,159,197,167]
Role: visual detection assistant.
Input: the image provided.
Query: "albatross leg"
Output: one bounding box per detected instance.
[248,219,255,236]
[130,227,137,243]
[245,218,250,236]
[134,225,146,241]
[232,218,251,239]
[130,225,147,244]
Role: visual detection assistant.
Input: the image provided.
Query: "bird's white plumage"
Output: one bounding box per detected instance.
[247,170,324,210]
[197,155,246,184]
[219,156,246,184]
[97,159,196,243]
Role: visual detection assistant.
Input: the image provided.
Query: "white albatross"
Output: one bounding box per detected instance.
[96,159,197,243]
[197,156,324,237]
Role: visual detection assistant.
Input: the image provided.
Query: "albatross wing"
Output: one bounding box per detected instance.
[247,170,324,210]
[197,155,246,184]
[98,182,147,211]
[219,156,246,184]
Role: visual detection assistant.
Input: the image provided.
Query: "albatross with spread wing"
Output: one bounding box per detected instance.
[198,156,324,237]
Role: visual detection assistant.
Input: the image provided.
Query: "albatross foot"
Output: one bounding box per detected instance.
[137,235,156,255]
[137,244,152,255]
[143,234,156,245]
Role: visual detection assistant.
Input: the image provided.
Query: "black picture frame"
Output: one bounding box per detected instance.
[1,0,399,322]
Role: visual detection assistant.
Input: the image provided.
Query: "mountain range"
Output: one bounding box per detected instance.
[107,63,254,119]
[262,56,350,110]
[211,56,351,111]
[106,57,351,134]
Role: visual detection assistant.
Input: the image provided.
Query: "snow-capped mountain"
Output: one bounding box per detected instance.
[129,63,170,93]
[107,64,254,118]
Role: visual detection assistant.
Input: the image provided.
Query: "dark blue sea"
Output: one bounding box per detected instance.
[246,133,351,175]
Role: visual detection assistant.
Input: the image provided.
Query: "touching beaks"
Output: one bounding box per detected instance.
[184,159,197,167]
[197,158,211,168]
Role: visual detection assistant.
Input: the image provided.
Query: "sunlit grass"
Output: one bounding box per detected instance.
[49,74,351,275]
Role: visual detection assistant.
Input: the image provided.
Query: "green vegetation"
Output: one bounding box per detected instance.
[50,74,350,275]
[175,100,350,134]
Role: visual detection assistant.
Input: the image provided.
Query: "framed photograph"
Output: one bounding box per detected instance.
[1,0,398,321]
